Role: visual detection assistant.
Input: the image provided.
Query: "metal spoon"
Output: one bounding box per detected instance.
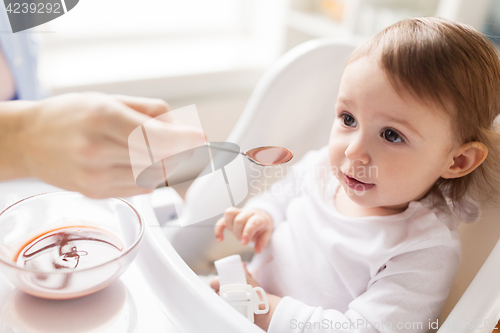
[209,143,293,166]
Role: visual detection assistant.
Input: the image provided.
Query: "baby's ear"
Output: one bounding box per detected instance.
[441,142,488,179]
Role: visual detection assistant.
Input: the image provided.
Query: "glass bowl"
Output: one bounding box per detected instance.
[0,192,144,299]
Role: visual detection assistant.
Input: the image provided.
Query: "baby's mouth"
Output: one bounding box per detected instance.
[342,173,375,191]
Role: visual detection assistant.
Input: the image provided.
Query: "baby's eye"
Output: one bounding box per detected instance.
[381,129,404,143]
[339,113,357,127]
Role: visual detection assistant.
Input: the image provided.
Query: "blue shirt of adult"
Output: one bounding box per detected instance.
[0,5,45,101]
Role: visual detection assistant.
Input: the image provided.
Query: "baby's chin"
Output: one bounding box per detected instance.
[342,194,406,217]
[345,189,411,215]
[343,187,376,206]
[342,184,381,208]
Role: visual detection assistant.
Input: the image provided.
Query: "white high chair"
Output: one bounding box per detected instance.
[162,38,500,332]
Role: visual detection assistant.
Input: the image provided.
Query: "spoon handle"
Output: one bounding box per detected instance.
[207,143,243,155]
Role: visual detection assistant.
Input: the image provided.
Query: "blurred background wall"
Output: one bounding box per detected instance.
[37,0,496,141]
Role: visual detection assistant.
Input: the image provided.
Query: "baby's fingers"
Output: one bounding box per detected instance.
[241,215,269,246]
[214,217,226,242]
[254,229,272,254]
[232,210,255,242]
[222,207,241,232]
[210,277,220,293]
[215,207,241,242]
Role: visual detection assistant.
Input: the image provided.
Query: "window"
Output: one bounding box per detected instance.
[38,0,287,94]
[45,0,244,40]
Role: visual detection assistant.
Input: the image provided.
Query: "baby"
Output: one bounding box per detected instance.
[211,17,500,332]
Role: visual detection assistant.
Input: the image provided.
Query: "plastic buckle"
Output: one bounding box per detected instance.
[219,284,269,322]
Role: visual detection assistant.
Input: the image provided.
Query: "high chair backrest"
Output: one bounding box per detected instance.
[438,207,500,330]
[186,38,359,202]
[178,38,358,273]
[182,38,500,329]
[179,38,359,271]
[227,38,359,162]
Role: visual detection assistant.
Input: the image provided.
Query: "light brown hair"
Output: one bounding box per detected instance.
[347,17,500,212]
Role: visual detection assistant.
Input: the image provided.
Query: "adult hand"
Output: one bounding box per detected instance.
[2,92,205,198]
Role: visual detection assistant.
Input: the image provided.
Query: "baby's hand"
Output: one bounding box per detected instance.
[214,207,273,253]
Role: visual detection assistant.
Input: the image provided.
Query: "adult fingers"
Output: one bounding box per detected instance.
[214,217,226,242]
[106,186,153,198]
[75,165,137,192]
[106,165,142,187]
[90,98,153,146]
[112,94,170,118]
[76,138,138,168]
[125,116,206,172]
[81,185,152,199]
[95,98,205,161]
[139,120,206,160]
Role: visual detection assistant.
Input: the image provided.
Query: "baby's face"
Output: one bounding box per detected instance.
[329,55,457,212]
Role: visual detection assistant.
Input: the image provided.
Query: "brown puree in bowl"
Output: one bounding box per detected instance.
[14,226,125,272]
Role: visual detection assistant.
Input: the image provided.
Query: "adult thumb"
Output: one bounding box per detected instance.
[114,94,170,118]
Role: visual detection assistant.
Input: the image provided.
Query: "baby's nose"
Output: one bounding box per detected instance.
[344,135,370,164]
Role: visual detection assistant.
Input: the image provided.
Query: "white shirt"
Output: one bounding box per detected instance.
[245,146,462,333]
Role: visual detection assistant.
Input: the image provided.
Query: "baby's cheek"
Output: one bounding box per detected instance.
[327,145,340,165]
[377,161,408,186]
[328,136,346,157]
[382,163,425,197]
[328,152,343,176]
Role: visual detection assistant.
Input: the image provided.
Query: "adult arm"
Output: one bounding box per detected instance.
[0,93,205,198]
[0,99,34,180]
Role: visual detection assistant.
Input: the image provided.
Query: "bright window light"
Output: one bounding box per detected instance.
[38,0,287,92]
[47,0,243,37]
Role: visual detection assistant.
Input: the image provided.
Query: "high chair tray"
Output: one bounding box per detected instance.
[0,179,263,333]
